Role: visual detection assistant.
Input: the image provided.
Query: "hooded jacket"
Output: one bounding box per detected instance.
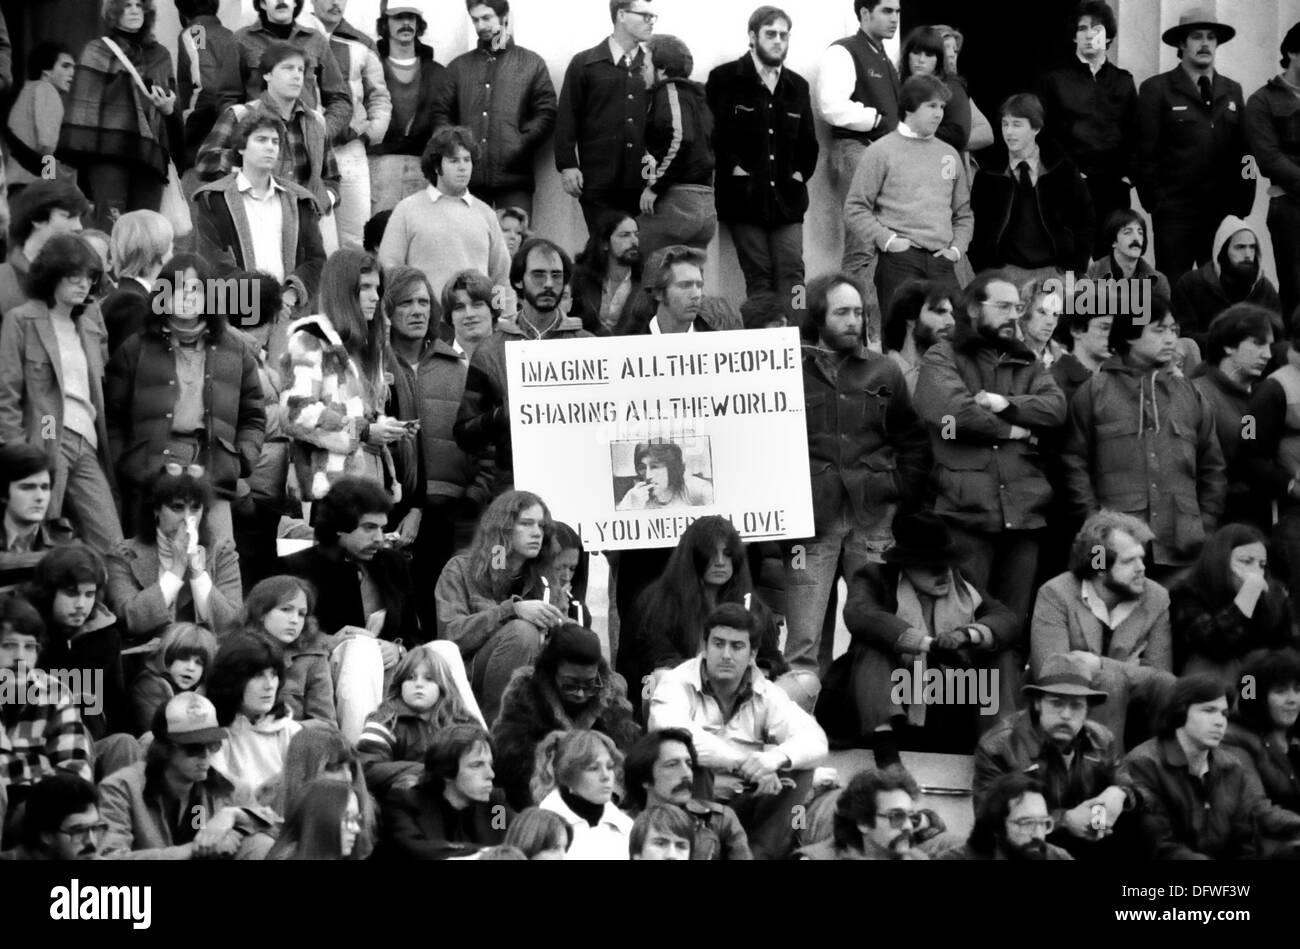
[209,711,303,802]
[1172,216,1282,338]
[913,321,1067,533]
[1063,354,1226,566]
[492,664,641,811]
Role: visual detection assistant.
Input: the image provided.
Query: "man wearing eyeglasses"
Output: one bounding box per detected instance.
[1062,297,1226,583]
[796,765,928,859]
[940,772,1072,859]
[2,772,103,859]
[555,0,654,235]
[914,270,1067,631]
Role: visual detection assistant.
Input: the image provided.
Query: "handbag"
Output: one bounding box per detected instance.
[100,36,193,237]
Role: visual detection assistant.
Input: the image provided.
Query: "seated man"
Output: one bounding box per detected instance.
[838,511,1021,756]
[0,444,76,587]
[974,653,1136,859]
[647,602,827,860]
[939,772,1073,860]
[1122,673,1300,859]
[1172,216,1281,345]
[622,727,750,861]
[98,692,275,859]
[1030,511,1175,744]
[629,804,694,860]
[795,765,935,860]
[0,594,94,844]
[1,771,102,860]
[492,624,641,811]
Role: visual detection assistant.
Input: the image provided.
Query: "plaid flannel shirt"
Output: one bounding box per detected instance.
[0,669,94,790]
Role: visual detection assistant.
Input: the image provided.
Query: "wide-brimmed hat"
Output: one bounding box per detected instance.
[1161,9,1236,47]
[1022,654,1109,705]
[882,512,966,568]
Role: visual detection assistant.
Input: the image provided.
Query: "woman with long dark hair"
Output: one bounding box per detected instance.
[898,25,974,154]
[282,249,409,510]
[266,779,364,860]
[1224,649,1300,815]
[434,490,565,724]
[618,516,791,708]
[1170,523,1297,680]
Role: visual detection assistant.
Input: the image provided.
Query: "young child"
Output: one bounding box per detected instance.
[128,621,218,736]
[241,576,336,726]
[356,645,478,795]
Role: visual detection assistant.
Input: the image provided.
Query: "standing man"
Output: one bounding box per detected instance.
[555,0,655,234]
[433,1,557,219]
[706,7,817,307]
[784,272,929,689]
[1246,24,1300,321]
[1134,9,1253,285]
[305,0,393,252]
[174,0,245,191]
[881,278,957,396]
[913,271,1067,625]
[1036,1,1138,260]
[817,0,900,296]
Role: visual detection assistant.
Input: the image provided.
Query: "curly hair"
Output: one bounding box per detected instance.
[1068,510,1154,578]
[25,544,107,630]
[832,765,920,851]
[967,773,1045,856]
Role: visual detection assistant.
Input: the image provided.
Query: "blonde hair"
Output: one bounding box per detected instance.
[384,645,472,729]
[109,210,173,279]
[529,729,622,805]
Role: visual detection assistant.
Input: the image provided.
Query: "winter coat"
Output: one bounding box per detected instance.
[383,783,510,859]
[555,40,648,193]
[101,278,152,359]
[279,543,419,645]
[1135,66,1254,218]
[625,799,751,860]
[175,15,244,172]
[492,664,641,811]
[1083,255,1173,303]
[0,299,116,508]
[1036,57,1139,182]
[129,664,180,737]
[104,310,265,500]
[209,711,303,802]
[569,265,652,337]
[356,700,476,796]
[1121,736,1300,858]
[434,552,550,660]
[1172,217,1282,339]
[800,343,930,533]
[1063,355,1226,566]
[538,787,634,860]
[372,42,446,158]
[234,20,352,141]
[643,77,714,193]
[271,627,336,726]
[969,145,1095,274]
[105,537,243,643]
[40,603,128,739]
[1222,719,1300,815]
[913,321,1067,533]
[705,53,818,226]
[316,18,391,148]
[1169,579,1296,672]
[431,40,557,193]
[1245,75,1300,199]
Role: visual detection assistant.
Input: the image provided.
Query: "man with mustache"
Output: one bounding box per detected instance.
[1083,209,1173,307]
[569,212,646,335]
[431,1,556,220]
[797,765,929,859]
[914,271,1065,637]
[881,278,957,396]
[1134,10,1253,285]
[622,728,750,860]
[303,0,392,252]
[1172,217,1282,345]
[648,602,828,859]
[3,773,102,860]
[706,6,817,306]
[1062,296,1226,584]
[1122,673,1300,858]
[940,773,1073,860]
[975,652,1139,859]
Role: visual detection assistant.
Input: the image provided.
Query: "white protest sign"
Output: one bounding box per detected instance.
[507,328,813,551]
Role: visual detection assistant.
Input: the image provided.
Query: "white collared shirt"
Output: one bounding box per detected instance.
[236,170,287,282]
[1076,51,1106,76]
[426,184,474,207]
[608,36,645,68]
[1009,149,1042,186]
[751,50,781,94]
[1080,579,1138,632]
[649,314,694,335]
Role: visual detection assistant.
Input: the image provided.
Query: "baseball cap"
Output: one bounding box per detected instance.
[160,692,228,745]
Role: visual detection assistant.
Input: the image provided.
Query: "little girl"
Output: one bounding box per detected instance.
[129,622,218,735]
[240,576,336,725]
[356,645,478,795]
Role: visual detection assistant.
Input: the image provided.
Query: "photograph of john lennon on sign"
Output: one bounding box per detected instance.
[612,438,715,511]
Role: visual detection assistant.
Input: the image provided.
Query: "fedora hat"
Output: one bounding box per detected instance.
[1161,8,1236,47]
[1022,654,1109,705]
[883,511,966,568]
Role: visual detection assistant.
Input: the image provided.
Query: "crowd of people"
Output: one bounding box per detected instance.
[0,0,1299,862]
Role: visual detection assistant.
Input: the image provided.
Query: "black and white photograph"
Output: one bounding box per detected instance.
[611,437,714,509]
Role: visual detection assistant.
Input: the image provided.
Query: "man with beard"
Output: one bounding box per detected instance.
[882,278,957,396]
[1173,218,1282,346]
[797,765,929,859]
[706,6,817,305]
[379,124,511,303]
[622,727,751,860]
[570,212,648,336]
[976,653,1137,859]
[1122,674,1300,859]
[1062,298,1226,583]
[1030,512,1174,742]
[939,773,1073,859]
[432,1,556,218]
[1193,305,1277,528]
[783,274,929,693]
[914,271,1066,630]
[1135,10,1254,285]
[455,238,590,493]
[3,773,103,860]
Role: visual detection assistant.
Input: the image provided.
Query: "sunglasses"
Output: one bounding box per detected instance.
[880,809,921,830]
[180,741,223,757]
[557,676,603,697]
[163,463,205,478]
[1007,816,1056,834]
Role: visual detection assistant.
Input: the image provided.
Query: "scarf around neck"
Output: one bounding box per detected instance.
[894,573,981,726]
